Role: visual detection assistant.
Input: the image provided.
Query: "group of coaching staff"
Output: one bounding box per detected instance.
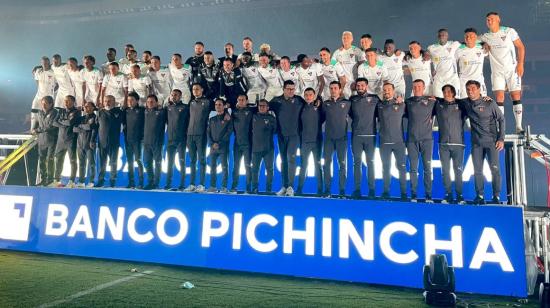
[31,12,520,205]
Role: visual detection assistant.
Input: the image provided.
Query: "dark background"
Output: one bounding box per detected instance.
[1,0,549,205]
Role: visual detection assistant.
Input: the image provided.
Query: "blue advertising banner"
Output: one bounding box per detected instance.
[58,132,507,200]
[0,185,525,296]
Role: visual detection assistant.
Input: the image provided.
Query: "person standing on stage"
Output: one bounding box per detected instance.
[74,101,98,188]
[97,95,123,188]
[51,95,80,188]
[31,96,59,186]
[165,89,190,191]
[250,99,277,194]
[122,91,145,189]
[143,94,166,190]
[207,98,233,193]
[230,94,254,193]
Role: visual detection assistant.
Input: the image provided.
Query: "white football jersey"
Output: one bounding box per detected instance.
[379,52,405,86]
[102,72,128,104]
[455,43,487,82]
[258,65,283,89]
[68,68,84,103]
[52,64,74,94]
[403,56,432,87]
[357,61,389,95]
[331,45,365,82]
[296,63,323,93]
[81,67,104,102]
[242,64,266,92]
[148,67,173,97]
[279,67,301,94]
[120,61,147,76]
[168,63,192,93]
[428,41,460,81]
[480,26,520,73]
[128,75,152,104]
[34,68,57,98]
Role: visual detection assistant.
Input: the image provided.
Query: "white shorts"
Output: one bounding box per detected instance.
[247,89,266,103]
[265,87,283,102]
[432,76,460,98]
[55,89,74,108]
[395,81,406,98]
[459,78,487,99]
[491,70,522,92]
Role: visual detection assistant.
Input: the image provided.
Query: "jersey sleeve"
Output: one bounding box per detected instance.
[381,66,389,81]
[102,75,109,87]
[509,27,520,41]
[144,76,152,86]
[33,70,40,81]
[122,75,128,88]
[127,79,134,92]
[334,62,345,77]
[315,63,323,77]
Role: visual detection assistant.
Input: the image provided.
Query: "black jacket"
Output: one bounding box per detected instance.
[461,98,505,144]
[435,99,466,145]
[232,106,253,147]
[377,99,405,144]
[269,95,304,137]
[187,97,213,136]
[322,97,351,140]
[349,93,379,136]
[98,107,123,149]
[32,108,59,148]
[122,106,145,144]
[207,112,233,153]
[73,113,98,150]
[165,101,190,144]
[252,113,277,152]
[143,107,166,146]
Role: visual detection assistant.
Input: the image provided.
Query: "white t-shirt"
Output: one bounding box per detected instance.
[52,64,74,94]
[258,65,283,89]
[168,63,192,93]
[34,68,57,98]
[128,75,152,104]
[455,43,487,81]
[148,67,173,97]
[357,61,389,95]
[321,60,345,85]
[379,52,405,86]
[242,64,266,92]
[331,45,365,84]
[428,41,461,81]
[102,72,128,104]
[480,26,520,73]
[120,61,147,76]
[403,55,432,87]
[81,67,104,102]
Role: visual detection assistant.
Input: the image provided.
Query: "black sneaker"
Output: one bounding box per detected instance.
[400,193,408,201]
[251,188,259,194]
[351,190,361,199]
[96,180,105,187]
[442,193,453,204]
[490,195,501,204]
[425,195,434,204]
[473,195,485,205]
[295,188,303,196]
[338,190,346,199]
[456,194,465,205]
[109,181,116,188]
[381,192,390,200]
[322,190,331,198]
[367,190,376,199]
[164,185,172,191]
[411,194,418,203]
[126,183,135,189]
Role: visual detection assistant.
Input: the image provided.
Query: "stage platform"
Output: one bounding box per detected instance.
[0,185,529,297]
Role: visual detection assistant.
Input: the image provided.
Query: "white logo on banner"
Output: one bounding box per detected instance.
[0,195,33,241]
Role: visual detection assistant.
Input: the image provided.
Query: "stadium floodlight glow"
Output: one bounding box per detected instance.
[423,254,456,306]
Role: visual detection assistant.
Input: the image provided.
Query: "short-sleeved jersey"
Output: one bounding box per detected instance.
[379,52,405,85]
[242,64,266,92]
[403,56,432,86]
[258,65,282,89]
[357,60,389,95]
[128,75,152,103]
[455,43,487,81]
[279,67,301,94]
[102,72,128,103]
[148,67,173,96]
[331,45,365,83]
[34,68,57,98]
[296,63,323,93]
[169,63,192,93]
[52,64,74,93]
[480,26,520,73]
[320,60,345,85]
[428,40,461,81]
[81,67,104,100]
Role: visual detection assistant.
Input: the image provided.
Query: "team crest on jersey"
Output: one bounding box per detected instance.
[393,105,399,111]
[447,48,452,53]
[478,106,485,112]
[393,58,398,63]
[161,73,166,77]
[349,54,354,59]
[476,52,482,57]
[155,111,160,115]
[251,68,256,73]
[376,71,381,76]
[500,35,506,41]
[422,100,428,106]
[308,72,312,76]
[264,119,269,124]
[340,103,345,108]
[114,114,119,118]
[454,105,459,110]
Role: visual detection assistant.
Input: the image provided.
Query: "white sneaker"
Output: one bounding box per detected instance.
[276,187,287,196]
[219,187,228,194]
[183,185,196,192]
[207,187,217,193]
[285,187,295,197]
[195,185,206,193]
[48,181,61,188]
[66,180,76,188]
[76,182,85,188]
[86,182,95,188]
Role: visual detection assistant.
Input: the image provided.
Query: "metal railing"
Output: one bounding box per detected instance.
[0,134,36,185]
